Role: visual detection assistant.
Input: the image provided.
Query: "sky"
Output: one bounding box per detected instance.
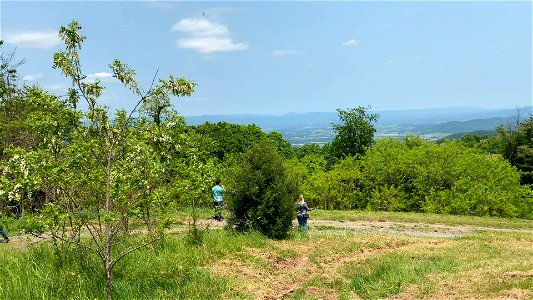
[1,1,532,116]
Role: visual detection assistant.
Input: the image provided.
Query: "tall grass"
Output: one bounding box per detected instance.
[0,230,266,300]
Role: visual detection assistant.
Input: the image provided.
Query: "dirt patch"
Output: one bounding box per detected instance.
[496,288,533,299]
[208,236,434,300]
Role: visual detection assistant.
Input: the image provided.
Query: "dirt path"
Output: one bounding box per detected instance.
[4,217,532,248]
[310,218,533,238]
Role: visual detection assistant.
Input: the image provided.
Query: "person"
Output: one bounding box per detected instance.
[297,194,314,233]
[0,225,9,243]
[212,179,225,222]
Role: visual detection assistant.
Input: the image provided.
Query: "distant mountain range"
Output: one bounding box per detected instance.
[185,106,532,145]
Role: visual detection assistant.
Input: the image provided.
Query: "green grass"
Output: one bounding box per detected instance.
[0,230,266,300]
[1,210,533,299]
[340,253,454,299]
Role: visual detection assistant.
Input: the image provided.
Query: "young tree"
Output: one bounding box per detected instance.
[50,21,196,300]
[327,106,378,161]
[226,140,299,239]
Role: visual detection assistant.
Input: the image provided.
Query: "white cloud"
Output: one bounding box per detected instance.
[22,74,42,81]
[172,18,248,54]
[172,18,229,37]
[85,72,119,83]
[342,39,359,47]
[4,30,60,49]
[271,50,303,57]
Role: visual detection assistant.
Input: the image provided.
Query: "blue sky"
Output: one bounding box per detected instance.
[1,1,531,116]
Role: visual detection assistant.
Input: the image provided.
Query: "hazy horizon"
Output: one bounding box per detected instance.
[183,105,532,118]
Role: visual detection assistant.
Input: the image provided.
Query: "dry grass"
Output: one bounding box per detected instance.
[205,220,533,300]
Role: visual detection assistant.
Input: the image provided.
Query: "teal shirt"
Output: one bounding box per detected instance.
[212,185,224,202]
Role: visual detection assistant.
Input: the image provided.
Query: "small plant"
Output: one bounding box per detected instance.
[186,202,207,247]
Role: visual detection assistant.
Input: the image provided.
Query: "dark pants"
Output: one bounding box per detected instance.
[0,226,8,240]
[297,215,308,233]
[214,201,224,221]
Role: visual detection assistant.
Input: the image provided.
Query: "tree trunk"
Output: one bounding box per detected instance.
[105,259,112,300]
[105,154,113,300]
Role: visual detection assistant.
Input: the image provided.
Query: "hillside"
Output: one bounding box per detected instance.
[185,107,531,145]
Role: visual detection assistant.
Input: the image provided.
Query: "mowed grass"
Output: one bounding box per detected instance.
[0,210,532,299]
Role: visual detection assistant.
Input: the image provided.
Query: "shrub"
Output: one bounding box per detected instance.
[226,141,299,239]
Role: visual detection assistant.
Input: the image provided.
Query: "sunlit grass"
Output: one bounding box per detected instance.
[1,210,532,299]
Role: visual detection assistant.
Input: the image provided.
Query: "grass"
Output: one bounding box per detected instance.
[1,210,532,299]
[340,253,454,299]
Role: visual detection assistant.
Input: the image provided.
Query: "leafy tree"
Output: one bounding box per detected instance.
[226,140,299,239]
[294,143,323,159]
[264,131,294,158]
[303,136,533,218]
[514,117,533,184]
[0,41,30,153]
[48,21,196,300]
[193,122,293,160]
[489,114,533,184]
[140,76,195,126]
[362,138,531,218]
[193,122,264,160]
[327,106,378,161]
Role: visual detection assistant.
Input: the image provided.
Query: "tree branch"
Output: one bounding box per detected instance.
[110,237,160,271]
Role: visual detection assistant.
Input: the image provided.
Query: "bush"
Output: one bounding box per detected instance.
[304,138,533,219]
[226,141,299,239]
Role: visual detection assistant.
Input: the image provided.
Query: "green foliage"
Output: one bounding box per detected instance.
[305,137,533,219]
[193,122,293,160]
[2,20,202,300]
[227,140,299,239]
[265,131,294,158]
[193,122,264,160]
[294,143,324,159]
[327,106,378,162]
[449,115,533,185]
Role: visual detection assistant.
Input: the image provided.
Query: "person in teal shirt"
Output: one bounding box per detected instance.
[212,179,225,222]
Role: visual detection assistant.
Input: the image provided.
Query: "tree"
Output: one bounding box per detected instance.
[226,140,299,239]
[140,76,195,126]
[193,122,265,160]
[49,21,196,300]
[0,40,29,153]
[493,114,533,184]
[265,131,294,158]
[514,117,533,184]
[294,143,323,159]
[327,106,378,161]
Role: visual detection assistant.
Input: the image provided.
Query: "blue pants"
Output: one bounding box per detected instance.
[297,215,308,233]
